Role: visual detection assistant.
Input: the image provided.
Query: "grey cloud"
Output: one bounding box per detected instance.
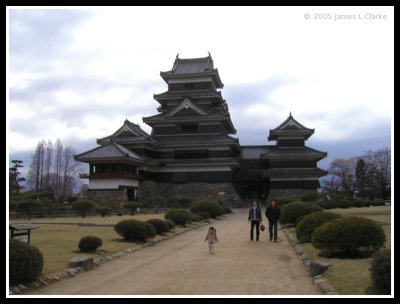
[224,77,294,107]
[9,9,92,64]
[10,74,116,101]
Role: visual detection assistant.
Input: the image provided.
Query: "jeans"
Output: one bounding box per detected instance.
[269,221,278,241]
[250,220,260,241]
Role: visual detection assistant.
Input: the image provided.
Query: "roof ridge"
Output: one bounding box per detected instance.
[74,142,109,158]
[272,114,313,131]
[176,56,210,62]
[112,141,130,156]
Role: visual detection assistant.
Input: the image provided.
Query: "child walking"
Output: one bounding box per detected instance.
[204,226,219,254]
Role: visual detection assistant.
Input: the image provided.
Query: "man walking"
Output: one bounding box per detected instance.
[266,199,281,242]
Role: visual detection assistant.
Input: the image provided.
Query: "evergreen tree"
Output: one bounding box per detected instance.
[355,158,367,201]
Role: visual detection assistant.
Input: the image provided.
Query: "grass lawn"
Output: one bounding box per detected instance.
[9,214,201,276]
[327,206,392,224]
[289,206,392,295]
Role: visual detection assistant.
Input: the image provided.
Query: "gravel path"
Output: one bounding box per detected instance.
[24,209,320,295]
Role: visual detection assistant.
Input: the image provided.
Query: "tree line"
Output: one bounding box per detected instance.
[322,147,391,201]
[26,139,82,201]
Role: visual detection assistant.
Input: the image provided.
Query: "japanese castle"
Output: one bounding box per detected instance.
[75,54,327,207]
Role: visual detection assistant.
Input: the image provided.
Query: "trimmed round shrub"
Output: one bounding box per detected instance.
[312,216,386,256]
[294,215,307,227]
[96,207,112,217]
[369,249,391,295]
[301,192,320,202]
[188,213,202,223]
[337,199,353,208]
[123,202,143,215]
[190,200,224,218]
[144,222,157,238]
[274,195,297,206]
[114,219,153,242]
[72,200,93,218]
[316,200,337,209]
[371,199,385,206]
[353,199,367,208]
[146,219,169,234]
[9,239,43,284]
[280,201,323,225]
[224,206,233,214]
[195,211,210,220]
[164,209,192,226]
[78,236,102,252]
[165,219,175,231]
[296,212,342,243]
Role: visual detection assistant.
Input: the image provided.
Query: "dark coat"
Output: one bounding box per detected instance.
[265,205,281,223]
[248,207,262,221]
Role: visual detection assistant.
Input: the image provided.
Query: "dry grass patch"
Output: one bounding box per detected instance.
[9,214,202,276]
[327,206,391,222]
[300,242,372,295]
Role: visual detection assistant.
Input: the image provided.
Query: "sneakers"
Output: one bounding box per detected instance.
[274,239,277,242]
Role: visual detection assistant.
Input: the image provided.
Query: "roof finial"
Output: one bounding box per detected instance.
[208,51,211,57]
[176,53,179,59]
[289,111,292,117]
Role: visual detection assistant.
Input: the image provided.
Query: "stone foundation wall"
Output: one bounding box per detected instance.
[267,189,318,204]
[85,189,128,209]
[137,181,244,207]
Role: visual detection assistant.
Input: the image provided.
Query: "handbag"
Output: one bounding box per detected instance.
[260,223,265,231]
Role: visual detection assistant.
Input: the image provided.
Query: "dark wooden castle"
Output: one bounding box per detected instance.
[75,54,327,207]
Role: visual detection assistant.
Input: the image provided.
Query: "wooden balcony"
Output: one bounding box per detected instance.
[80,172,143,180]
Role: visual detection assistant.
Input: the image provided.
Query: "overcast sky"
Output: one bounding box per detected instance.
[7,6,393,178]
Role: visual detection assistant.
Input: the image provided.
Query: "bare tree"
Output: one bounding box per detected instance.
[53,138,63,199]
[323,147,391,200]
[27,140,45,192]
[27,138,83,201]
[322,173,342,195]
[327,157,357,197]
[364,148,391,200]
[61,146,81,200]
[39,139,45,190]
[44,140,53,191]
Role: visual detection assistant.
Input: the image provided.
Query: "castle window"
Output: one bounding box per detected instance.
[181,124,199,133]
[175,150,208,159]
[184,83,195,90]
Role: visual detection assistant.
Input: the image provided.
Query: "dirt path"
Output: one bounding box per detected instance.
[25,209,320,295]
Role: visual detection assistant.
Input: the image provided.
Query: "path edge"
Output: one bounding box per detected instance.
[283,228,336,295]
